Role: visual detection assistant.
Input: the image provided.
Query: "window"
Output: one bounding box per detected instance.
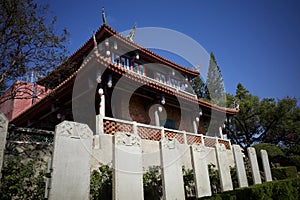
[133,62,145,75]
[121,56,130,70]
[164,119,175,129]
[112,52,120,66]
[170,78,181,89]
[156,72,166,83]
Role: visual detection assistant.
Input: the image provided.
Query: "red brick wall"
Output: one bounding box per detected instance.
[128,94,205,134]
[0,81,50,121]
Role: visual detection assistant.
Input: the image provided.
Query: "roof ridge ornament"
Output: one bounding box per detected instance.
[102,6,107,25]
[127,23,136,42]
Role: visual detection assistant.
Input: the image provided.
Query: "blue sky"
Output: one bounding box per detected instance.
[42,0,300,103]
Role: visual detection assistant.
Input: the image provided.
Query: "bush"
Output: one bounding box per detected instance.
[0,156,45,200]
[199,178,300,200]
[287,155,300,170]
[271,166,298,180]
[208,163,221,194]
[253,143,284,160]
[90,165,112,200]
[143,166,162,200]
[182,166,196,199]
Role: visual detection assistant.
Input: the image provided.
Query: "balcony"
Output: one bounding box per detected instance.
[97,115,231,150]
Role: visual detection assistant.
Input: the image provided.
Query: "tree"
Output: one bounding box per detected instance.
[225,83,300,150]
[0,0,69,104]
[206,52,225,106]
[191,76,207,99]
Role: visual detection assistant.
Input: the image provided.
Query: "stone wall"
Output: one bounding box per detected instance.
[4,142,53,172]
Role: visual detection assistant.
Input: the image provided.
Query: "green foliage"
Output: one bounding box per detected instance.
[284,145,300,170]
[225,83,300,149]
[287,155,300,170]
[192,76,208,99]
[0,156,45,200]
[206,52,226,106]
[0,0,69,104]
[143,166,162,200]
[199,178,300,200]
[182,167,196,198]
[253,143,285,160]
[229,166,239,189]
[208,163,221,194]
[271,166,298,180]
[90,165,112,200]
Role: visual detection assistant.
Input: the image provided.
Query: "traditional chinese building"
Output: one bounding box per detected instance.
[1,19,238,146]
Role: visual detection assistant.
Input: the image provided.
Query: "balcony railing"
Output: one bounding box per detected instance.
[98,116,231,150]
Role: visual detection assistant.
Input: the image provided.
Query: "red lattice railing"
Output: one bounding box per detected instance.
[103,119,133,135]
[102,117,231,149]
[164,130,184,144]
[204,137,217,148]
[138,126,161,141]
[186,135,203,145]
[218,139,231,150]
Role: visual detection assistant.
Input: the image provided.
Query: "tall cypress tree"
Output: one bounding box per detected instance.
[206,52,225,106]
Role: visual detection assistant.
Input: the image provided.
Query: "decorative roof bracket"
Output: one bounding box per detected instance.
[102,6,107,25]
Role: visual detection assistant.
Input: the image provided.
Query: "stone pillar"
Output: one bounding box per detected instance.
[193,119,198,134]
[160,138,185,200]
[247,147,262,184]
[218,126,223,139]
[0,113,8,180]
[44,159,52,199]
[232,145,248,187]
[261,149,272,182]
[215,143,233,192]
[99,89,105,116]
[154,109,160,126]
[49,121,93,200]
[190,144,211,198]
[95,114,104,135]
[113,132,143,200]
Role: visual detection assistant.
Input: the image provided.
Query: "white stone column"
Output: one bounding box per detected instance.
[190,144,211,198]
[218,126,223,139]
[99,89,105,116]
[261,149,272,182]
[247,147,262,184]
[113,132,143,200]
[193,119,198,134]
[49,121,93,200]
[232,145,248,187]
[95,114,104,135]
[160,138,185,200]
[215,143,233,192]
[0,113,8,180]
[154,109,160,127]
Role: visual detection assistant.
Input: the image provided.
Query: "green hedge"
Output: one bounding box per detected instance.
[199,178,300,200]
[271,166,298,180]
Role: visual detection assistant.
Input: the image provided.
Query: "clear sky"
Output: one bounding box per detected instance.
[42,0,300,103]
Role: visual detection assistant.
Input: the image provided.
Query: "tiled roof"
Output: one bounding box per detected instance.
[38,24,199,86]
[12,49,237,125]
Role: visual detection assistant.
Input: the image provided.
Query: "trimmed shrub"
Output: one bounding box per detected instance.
[253,143,284,160]
[271,166,298,180]
[199,178,300,200]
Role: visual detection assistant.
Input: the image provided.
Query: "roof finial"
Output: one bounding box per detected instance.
[127,23,136,41]
[102,6,107,25]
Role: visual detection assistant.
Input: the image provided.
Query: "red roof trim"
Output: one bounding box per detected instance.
[102,25,200,76]
[13,49,237,124]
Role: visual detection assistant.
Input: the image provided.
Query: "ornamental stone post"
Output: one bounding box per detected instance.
[0,113,8,180]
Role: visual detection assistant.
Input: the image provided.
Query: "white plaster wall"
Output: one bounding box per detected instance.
[91,134,235,171]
